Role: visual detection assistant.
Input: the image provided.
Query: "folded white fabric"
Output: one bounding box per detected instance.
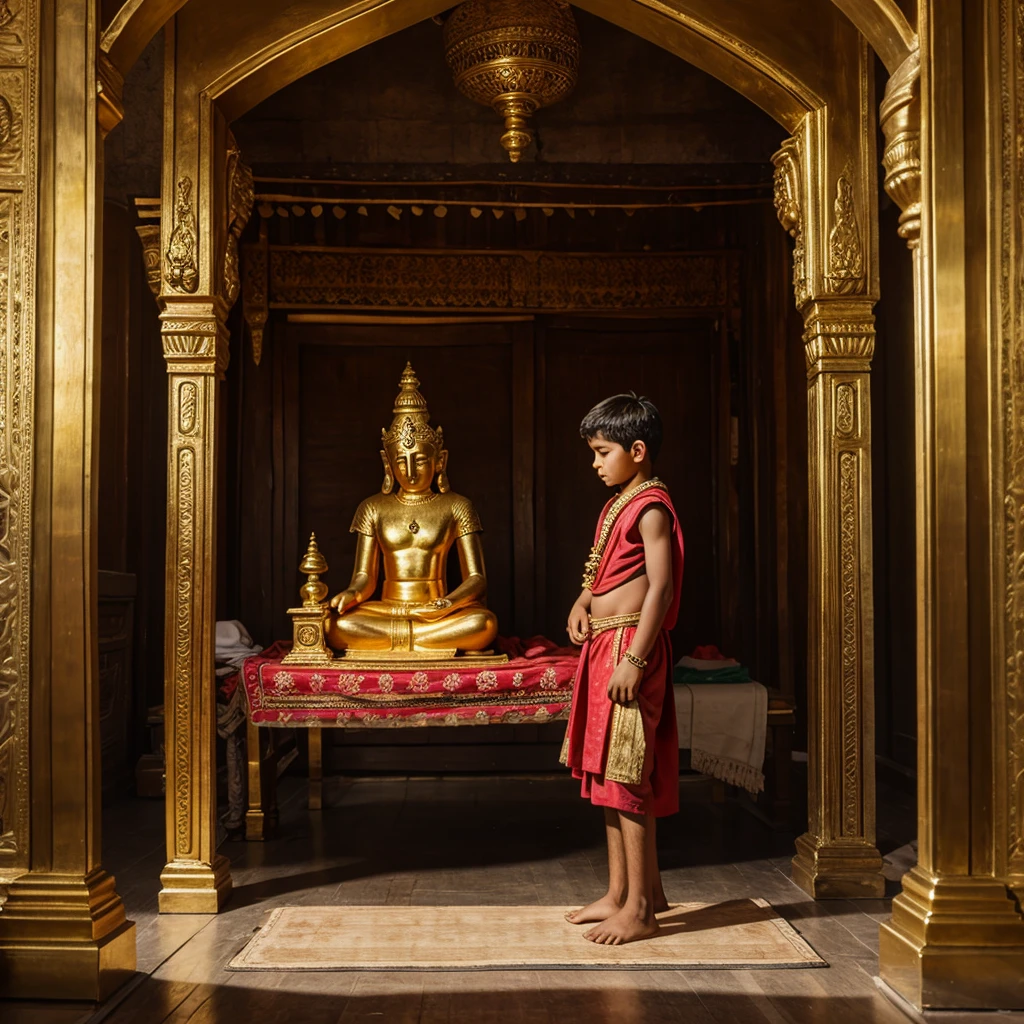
[215,619,262,669]
[216,618,252,648]
[673,681,767,794]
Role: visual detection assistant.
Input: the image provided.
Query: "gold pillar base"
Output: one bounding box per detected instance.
[879,868,1024,1010]
[158,854,232,914]
[791,831,885,898]
[245,806,278,841]
[0,868,136,1000]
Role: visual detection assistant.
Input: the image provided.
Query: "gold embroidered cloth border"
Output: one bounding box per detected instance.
[242,640,577,729]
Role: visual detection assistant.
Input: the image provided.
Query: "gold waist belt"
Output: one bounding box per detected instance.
[589,612,642,637]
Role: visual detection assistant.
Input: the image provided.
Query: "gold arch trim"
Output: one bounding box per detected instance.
[98,0,913,127]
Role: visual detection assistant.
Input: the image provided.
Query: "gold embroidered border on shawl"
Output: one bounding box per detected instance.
[580,478,665,590]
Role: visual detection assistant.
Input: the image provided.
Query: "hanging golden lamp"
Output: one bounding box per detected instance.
[442,0,581,162]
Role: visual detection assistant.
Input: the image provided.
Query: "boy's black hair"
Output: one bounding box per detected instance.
[580,392,663,461]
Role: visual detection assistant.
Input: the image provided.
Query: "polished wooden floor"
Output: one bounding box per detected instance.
[6,771,1022,1024]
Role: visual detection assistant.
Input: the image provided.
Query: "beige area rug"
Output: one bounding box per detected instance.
[228,900,826,971]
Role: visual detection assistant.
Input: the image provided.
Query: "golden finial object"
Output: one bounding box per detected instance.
[282,533,335,665]
[442,0,581,163]
[299,532,329,607]
[393,361,428,414]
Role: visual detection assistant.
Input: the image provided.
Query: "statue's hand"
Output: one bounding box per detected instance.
[330,590,354,613]
[409,598,453,623]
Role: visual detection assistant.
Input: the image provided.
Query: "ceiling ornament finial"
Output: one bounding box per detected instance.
[442,0,581,163]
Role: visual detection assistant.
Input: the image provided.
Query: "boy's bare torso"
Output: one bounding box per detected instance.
[590,573,649,619]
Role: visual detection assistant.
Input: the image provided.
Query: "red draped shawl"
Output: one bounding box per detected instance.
[583,481,685,629]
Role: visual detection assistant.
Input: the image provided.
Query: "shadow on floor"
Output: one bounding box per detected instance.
[93,977,912,1024]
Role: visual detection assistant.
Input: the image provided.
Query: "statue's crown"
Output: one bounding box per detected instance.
[382,362,443,452]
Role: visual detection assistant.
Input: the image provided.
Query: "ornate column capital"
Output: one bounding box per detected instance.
[135,223,162,297]
[801,299,876,375]
[160,298,230,378]
[880,48,921,247]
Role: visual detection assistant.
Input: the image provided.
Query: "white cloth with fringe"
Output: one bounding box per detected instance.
[674,681,768,794]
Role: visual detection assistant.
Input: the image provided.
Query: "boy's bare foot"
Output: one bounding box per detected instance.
[584,905,660,944]
[565,893,623,924]
[653,894,671,914]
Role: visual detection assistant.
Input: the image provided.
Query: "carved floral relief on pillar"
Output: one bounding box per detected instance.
[223,137,254,307]
[999,0,1024,888]
[827,169,865,293]
[166,177,199,294]
[0,191,27,867]
[160,308,225,868]
[772,128,809,306]
[0,68,25,177]
[0,0,33,880]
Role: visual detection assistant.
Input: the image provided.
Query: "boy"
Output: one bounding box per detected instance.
[560,392,684,945]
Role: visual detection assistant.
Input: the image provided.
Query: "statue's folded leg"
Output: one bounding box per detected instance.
[326,604,395,651]
[328,603,498,653]
[411,606,499,652]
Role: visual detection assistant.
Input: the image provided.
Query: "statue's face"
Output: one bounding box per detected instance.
[387,442,437,492]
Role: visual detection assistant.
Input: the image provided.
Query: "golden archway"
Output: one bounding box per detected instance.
[2,0,1024,1011]
[143,0,886,918]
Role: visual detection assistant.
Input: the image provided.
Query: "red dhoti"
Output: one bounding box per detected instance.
[562,616,679,818]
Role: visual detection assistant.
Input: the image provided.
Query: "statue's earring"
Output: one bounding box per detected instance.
[380,449,394,494]
[437,450,450,494]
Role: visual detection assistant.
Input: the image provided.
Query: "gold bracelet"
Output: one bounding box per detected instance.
[623,649,647,670]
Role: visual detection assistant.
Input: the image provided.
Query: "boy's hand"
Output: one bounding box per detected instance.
[607,660,643,705]
[566,603,590,645]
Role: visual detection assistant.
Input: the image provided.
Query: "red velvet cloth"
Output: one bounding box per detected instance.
[563,623,679,817]
[242,636,578,727]
[590,484,685,631]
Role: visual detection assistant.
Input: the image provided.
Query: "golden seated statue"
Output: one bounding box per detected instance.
[323,362,499,659]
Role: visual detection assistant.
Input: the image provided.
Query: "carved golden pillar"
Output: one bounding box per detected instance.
[0,0,136,999]
[793,300,884,898]
[877,27,1024,1010]
[157,299,232,913]
[155,122,251,912]
[774,120,884,899]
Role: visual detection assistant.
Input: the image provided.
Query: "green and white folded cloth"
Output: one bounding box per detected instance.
[673,655,751,685]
